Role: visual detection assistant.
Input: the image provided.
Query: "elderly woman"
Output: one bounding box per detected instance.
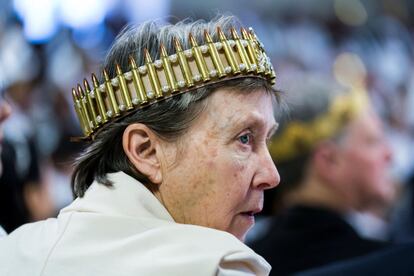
[0,16,280,276]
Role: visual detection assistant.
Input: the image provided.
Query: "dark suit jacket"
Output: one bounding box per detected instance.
[297,242,414,276]
[250,205,389,275]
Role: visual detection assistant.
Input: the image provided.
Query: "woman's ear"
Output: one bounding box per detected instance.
[122,123,163,184]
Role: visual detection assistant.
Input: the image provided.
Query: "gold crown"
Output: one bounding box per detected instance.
[71,27,276,140]
[268,88,368,162]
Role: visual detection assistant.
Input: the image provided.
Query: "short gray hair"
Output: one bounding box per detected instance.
[71,15,278,197]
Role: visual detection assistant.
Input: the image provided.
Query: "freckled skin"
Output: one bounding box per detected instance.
[154,88,280,241]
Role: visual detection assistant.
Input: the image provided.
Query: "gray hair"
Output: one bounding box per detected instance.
[71,15,277,197]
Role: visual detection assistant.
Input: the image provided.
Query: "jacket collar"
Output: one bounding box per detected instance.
[61,172,174,222]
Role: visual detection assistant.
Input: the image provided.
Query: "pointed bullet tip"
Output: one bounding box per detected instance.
[103,69,110,80]
[173,37,183,50]
[204,30,213,42]
[115,63,122,74]
[188,33,198,47]
[83,79,91,91]
[160,43,169,56]
[143,48,153,62]
[77,84,85,96]
[129,55,137,68]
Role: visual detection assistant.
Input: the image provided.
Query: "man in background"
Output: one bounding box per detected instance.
[250,73,394,275]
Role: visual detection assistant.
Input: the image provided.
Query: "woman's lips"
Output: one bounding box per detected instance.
[239,207,262,225]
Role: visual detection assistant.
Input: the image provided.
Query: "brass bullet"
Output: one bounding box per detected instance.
[144,48,163,98]
[83,79,98,126]
[241,27,259,73]
[103,68,120,116]
[160,43,179,92]
[217,27,240,74]
[116,63,133,109]
[91,73,108,123]
[189,33,210,81]
[72,87,90,135]
[230,27,252,72]
[129,55,148,104]
[77,84,93,130]
[204,30,225,78]
[173,38,194,87]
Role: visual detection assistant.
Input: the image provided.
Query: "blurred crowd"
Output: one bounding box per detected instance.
[1,0,414,258]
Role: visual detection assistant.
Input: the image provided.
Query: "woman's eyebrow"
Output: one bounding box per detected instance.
[232,117,278,141]
[230,114,266,132]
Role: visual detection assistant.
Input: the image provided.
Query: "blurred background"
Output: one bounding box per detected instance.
[1,0,414,242]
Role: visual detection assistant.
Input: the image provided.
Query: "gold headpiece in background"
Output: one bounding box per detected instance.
[71,27,276,140]
[268,88,369,162]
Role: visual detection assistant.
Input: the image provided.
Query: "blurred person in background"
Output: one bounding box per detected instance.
[0,20,82,232]
[0,90,12,177]
[0,136,53,233]
[250,73,395,275]
[0,22,63,233]
[297,240,414,276]
[0,88,12,236]
[0,134,81,234]
[0,79,57,233]
[0,15,282,276]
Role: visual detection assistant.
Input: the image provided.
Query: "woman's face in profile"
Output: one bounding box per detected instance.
[158,88,280,241]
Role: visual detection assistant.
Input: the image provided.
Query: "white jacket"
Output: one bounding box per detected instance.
[0,172,270,276]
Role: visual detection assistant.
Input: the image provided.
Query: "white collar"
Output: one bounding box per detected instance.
[61,171,174,222]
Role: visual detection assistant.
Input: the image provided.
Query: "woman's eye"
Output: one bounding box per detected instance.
[239,134,251,145]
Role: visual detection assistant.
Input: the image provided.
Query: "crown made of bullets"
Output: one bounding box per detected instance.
[268,88,368,162]
[71,27,276,140]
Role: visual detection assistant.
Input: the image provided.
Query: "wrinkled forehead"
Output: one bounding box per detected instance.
[203,88,277,131]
